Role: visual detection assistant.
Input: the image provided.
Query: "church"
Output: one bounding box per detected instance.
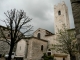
[15,1,72,60]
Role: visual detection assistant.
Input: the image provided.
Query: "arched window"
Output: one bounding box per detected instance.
[58,10,61,15]
[41,45,43,51]
[37,33,40,39]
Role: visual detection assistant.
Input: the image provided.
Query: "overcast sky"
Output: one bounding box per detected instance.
[0,0,75,34]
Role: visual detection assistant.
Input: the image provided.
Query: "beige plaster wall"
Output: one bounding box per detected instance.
[15,39,27,57]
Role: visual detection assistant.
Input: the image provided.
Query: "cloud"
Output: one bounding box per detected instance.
[0,0,75,33]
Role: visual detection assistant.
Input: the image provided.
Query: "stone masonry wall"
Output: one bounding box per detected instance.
[27,38,48,60]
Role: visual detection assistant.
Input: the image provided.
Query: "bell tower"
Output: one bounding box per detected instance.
[54,1,70,34]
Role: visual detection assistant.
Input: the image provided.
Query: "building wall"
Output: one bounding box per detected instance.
[27,38,48,60]
[70,0,80,60]
[27,39,33,60]
[0,41,10,55]
[70,0,80,35]
[15,39,27,57]
[0,27,10,55]
[70,0,80,51]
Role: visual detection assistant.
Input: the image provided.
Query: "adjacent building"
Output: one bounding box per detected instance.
[70,0,80,51]
[0,26,10,55]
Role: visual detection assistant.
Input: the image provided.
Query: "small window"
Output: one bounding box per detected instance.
[58,10,61,15]
[37,33,40,39]
[41,45,43,51]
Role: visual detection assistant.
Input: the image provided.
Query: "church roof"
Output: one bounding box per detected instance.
[45,29,55,36]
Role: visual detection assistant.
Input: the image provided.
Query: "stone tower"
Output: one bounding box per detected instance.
[54,1,70,34]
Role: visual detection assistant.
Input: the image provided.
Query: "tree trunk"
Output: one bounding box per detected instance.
[70,54,76,60]
[7,44,14,60]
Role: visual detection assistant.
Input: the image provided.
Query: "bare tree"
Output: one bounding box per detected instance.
[0,9,33,60]
[53,27,78,60]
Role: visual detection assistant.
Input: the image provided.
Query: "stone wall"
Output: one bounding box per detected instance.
[0,41,10,55]
[70,0,80,52]
[0,27,10,55]
[15,39,27,57]
[70,0,80,35]
[27,38,48,60]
